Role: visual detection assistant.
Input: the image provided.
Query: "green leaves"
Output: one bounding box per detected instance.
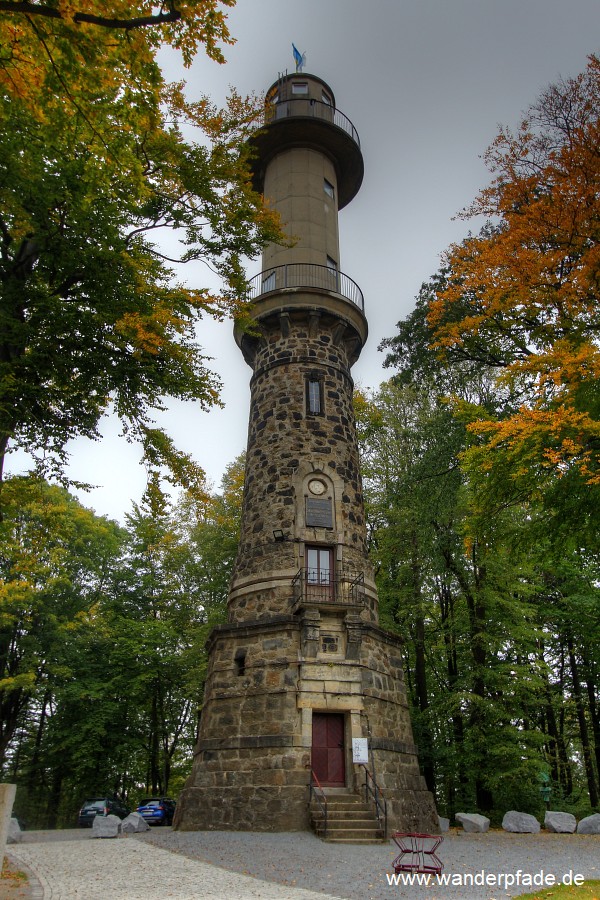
[0,3,283,498]
[1,466,241,823]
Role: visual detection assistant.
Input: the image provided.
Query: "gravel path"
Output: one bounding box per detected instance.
[141,829,600,898]
[6,827,600,900]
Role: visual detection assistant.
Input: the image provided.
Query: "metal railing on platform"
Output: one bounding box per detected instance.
[262,97,361,148]
[246,263,364,311]
[292,568,365,607]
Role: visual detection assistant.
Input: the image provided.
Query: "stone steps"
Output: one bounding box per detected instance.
[310,791,386,843]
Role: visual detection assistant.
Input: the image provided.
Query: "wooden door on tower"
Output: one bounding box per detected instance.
[311,712,345,786]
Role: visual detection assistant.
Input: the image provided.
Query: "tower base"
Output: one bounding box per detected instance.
[174,613,438,834]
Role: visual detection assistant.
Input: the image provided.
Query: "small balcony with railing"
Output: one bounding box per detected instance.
[249,92,364,209]
[262,97,361,149]
[292,567,365,610]
[246,263,364,312]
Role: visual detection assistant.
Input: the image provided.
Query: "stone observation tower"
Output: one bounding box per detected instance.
[174,72,438,835]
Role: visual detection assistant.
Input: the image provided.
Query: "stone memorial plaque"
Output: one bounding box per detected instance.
[306,498,333,528]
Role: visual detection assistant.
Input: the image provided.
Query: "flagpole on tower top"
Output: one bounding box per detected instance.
[292,43,306,72]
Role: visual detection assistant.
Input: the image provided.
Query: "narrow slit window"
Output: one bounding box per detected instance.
[326,257,339,290]
[324,178,335,199]
[307,378,323,415]
[234,649,247,676]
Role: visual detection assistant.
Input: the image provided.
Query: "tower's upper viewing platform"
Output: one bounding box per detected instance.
[239,70,367,363]
[249,73,364,209]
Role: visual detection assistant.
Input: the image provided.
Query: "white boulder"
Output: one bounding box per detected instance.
[577,813,600,834]
[502,811,540,833]
[7,818,21,844]
[121,812,150,834]
[92,813,121,838]
[544,811,576,833]
[455,813,490,833]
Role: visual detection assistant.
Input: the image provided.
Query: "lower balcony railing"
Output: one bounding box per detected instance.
[247,263,364,312]
[292,568,365,607]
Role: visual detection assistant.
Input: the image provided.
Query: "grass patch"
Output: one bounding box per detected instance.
[1,861,27,883]
[514,880,600,899]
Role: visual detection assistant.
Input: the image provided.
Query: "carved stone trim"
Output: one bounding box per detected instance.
[369,738,419,755]
[199,735,296,751]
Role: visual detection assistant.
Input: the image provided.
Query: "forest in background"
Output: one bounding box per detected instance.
[0,462,243,828]
[356,56,600,822]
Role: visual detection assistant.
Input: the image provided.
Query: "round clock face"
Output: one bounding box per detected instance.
[308,479,326,496]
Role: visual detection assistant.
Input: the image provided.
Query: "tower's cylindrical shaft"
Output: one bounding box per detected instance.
[262,147,340,269]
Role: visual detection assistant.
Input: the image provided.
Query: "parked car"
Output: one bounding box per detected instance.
[136,797,176,826]
[77,797,131,827]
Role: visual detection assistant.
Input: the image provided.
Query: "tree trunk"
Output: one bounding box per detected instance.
[149,684,162,794]
[439,577,468,812]
[582,654,600,787]
[567,637,599,807]
[25,690,51,791]
[410,534,435,795]
[45,766,64,830]
[414,612,435,794]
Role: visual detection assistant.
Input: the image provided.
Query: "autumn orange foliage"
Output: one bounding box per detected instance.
[429,55,600,484]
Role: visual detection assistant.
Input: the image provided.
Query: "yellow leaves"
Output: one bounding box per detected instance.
[56,0,79,23]
[0,1,235,124]
[466,403,600,485]
[0,673,37,696]
[157,0,235,66]
[0,2,286,503]
[116,306,185,355]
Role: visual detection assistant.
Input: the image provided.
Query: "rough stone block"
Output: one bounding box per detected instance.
[121,812,150,833]
[438,816,450,832]
[0,784,17,864]
[502,811,540,833]
[577,813,600,834]
[544,811,577,833]
[456,812,490,833]
[7,818,21,844]
[92,814,121,838]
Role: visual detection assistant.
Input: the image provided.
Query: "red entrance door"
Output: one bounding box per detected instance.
[311,713,345,786]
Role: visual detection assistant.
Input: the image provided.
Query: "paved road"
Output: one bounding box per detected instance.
[7,827,600,900]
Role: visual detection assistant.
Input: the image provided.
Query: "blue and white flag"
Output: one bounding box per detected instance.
[292,43,306,72]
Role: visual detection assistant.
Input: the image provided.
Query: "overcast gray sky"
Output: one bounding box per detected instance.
[11,0,599,521]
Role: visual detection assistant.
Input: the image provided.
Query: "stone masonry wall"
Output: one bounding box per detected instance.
[174,618,312,831]
[230,308,369,619]
[359,627,439,832]
[175,614,438,833]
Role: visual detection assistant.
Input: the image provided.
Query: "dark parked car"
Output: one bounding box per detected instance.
[136,797,176,826]
[78,797,131,827]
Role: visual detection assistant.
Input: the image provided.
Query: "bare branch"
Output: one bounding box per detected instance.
[0,1,182,30]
